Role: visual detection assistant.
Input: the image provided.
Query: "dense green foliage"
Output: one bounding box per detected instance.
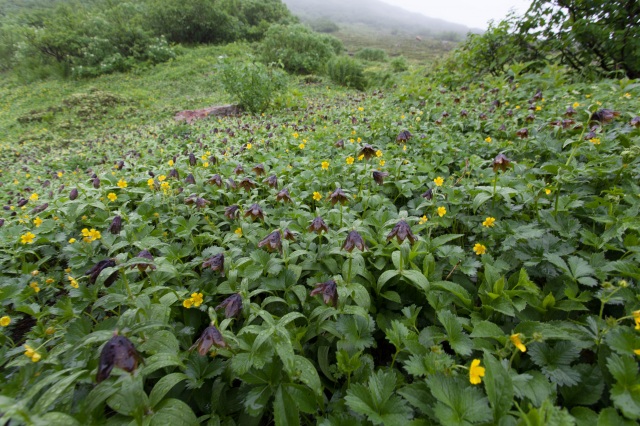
[219,60,287,113]
[355,48,388,63]
[261,24,343,74]
[327,56,368,90]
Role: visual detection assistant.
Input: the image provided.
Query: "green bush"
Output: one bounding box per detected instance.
[327,56,367,90]
[219,60,287,113]
[261,24,341,74]
[355,47,388,62]
[310,18,340,33]
[390,55,409,72]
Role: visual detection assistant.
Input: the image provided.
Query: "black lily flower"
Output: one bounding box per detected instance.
[358,144,377,160]
[115,160,125,170]
[168,169,179,179]
[460,110,469,117]
[208,174,223,187]
[592,108,620,123]
[252,164,265,176]
[244,203,264,221]
[373,171,389,185]
[258,230,282,253]
[343,230,367,252]
[96,334,143,383]
[86,259,118,286]
[276,187,292,203]
[565,105,577,117]
[335,139,345,148]
[234,164,244,175]
[630,116,640,128]
[185,173,196,185]
[31,204,48,214]
[227,178,237,190]
[516,128,529,139]
[70,188,78,200]
[492,153,512,173]
[396,130,412,143]
[190,325,227,356]
[308,216,329,234]
[0,219,4,228]
[92,177,101,189]
[310,280,338,307]
[109,215,123,234]
[216,294,243,318]
[188,153,197,166]
[329,188,349,205]
[203,253,225,276]
[131,250,155,272]
[421,188,433,200]
[265,174,278,188]
[525,114,535,122]
[224,205,240,219]
[387,220,417,245]
[238,178,256,192]
[185,194,210,208]
[17,198,28,207]
[283,228,296,241]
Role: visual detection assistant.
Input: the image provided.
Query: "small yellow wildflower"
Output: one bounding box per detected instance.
[147,178,155,189]
[20,232,36,244]
[379,160,385,167]
[536,106,542,111]
[161,181,170,192]
[191,292,204,307]
[358,107,364,111]
[346,156,355,165]
[0,316,10,327]
[485,137,492,143]
[313,192,322,201]
[69,238,76,244]
[203,162,209,168]
[469,359,485,385]
[168,159,174,166]
[293,132,299,139]
[434,177,444,187]
[24,344,41,362]
[30,193,39,201]
[510,333,526,352]
[437,207,447,217]
[183,299,194,309]
[473,243,487,255]
[573,102,580,108]
[633,310,640,330]
[545,188,552,195]
[117,179,127,188]
[33,217,43,227]
[68,276,79,288]
[107,193,117,202]
[57,172,63,178]
[299,143,305,150]
[158,175,167,182]
[402,145,407,151]
[29,282,40,293]
[358,154,365,161]
[321,161,330,170]
[623,93,631,99]
[482,217,496,227]
[234,227,243,237]
[589,138,601,145]
[375,150,383,157]
[419,215,428,225]
[246,143,252,150]
[45,278,54,284]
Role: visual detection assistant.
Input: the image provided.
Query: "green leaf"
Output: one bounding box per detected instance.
[149,372,188,408]
[438,310,472,356]
[607,353,640,419]
[151,398,199,426]
[483,353,514,421]
[510,371,552,407]
[34,412,81,426]
[33,370,87,415]
[529,342,581,386]
[142,353,184,375]
[274,385,300,426]
[470,321,504,339]
[559,364,604,407]
[427,374,492,425]
[377,270,400,292]
[294,355,322,397]
[84,381,120,414]
[107,376,149,417]
[597,407,638,426]
[139,330,180,354]
[431,281,472,308]
[402,269,430,291]
[385,320,410,349]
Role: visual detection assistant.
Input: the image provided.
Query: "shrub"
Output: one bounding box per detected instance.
[327,56,367,90]
[261,24,340,74]
[310,18,340,33]
[390,55,409,72]
[219,60,287,113]
[355,47,388,62]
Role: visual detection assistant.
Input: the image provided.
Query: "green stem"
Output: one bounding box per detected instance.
[347,255,353,284]
[492,173,498,209]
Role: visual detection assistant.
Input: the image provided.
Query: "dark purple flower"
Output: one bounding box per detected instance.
[185,173,196,185]
[276,187,292,203]
[265,174,278,188]
[238,178,256,192]
[31,204,48,214]
[168,169,180,180]
[92,177,101,189]
[86,259,118,286]
[310,280,338,307]
[70,188,79,200]
[329,188,349,205]
[108,215,122,234]
[592,109,620,123]
[460,110,468,117]
[421,188,433,200]
[234,164,244,175]
[185,194,210,208]
[396,130,412,143]
[17,198,28,207]
[308,216,329,234]
[283,228,296,241]
[358,144,377,160]
[342,230,367,252]
[373,171,388,185]
[224,205,240,220]
[115,160,125,170]
[258,230,282,253]
[630,116,640,128]
[190,325,227,356]
[96,334,143,383]
[387,220,417,244]
[203,253,225,276]
[208,174,223,187]
[0,219,4,228]
[188,153,197,166]
[252,164,265,176]
[131,250,155,272]
[244,203,264,221]
[565,105,577,117]
[516,128,529,139]
[216,294,243,318]
[227,178,237,190]
[335,139,345,148]
[492,153,512,173]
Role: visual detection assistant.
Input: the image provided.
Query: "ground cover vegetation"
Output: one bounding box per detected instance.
[1,1,640,425]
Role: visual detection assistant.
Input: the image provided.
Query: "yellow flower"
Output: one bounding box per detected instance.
[573,102,580,108]
[191,292,204,307]
[158,175,167,182]
[68,276,79,288]
[634,349,640,355]
[358,154,365,161]
[510,333,527,352]
[30,193,39,201]
[321,161,330,170]
[375,150,383,157]
[57,172,63,178]
[299,143,305,150]
[379,160,385,167]
[469,359,485,385]
[419,215,428,225]
[161,181,170,192]
[633,310,640,330]
[117,179,127,188]
[246,143,252,150]
[402,145,407,151]
[81,228,101,242]
[147,178,155,189]
[357,137,362,143]
[434,177,444,187]
[31,352,41,362]
[30,282,40,293]
[203,162,209,168]
[313,191,322,201]
[20,232,36,244]
[45,278,54,284]
[168,159,174,166]
[589,138,601,145]
[24,344,35,358]
[482,217,496,227]
[536,106,542,111]
[437,207,446,217]
[234,227,243,237]
[346,156,355,165]
[107,193,117,202]
[623,93,631,99]
[293,132,299,139]
[0,316,10,327]
[485,137,492,143]
[358,107,364,111]
[473,243,487,255]
[81,215,88,220]
[183,299,193,309]
[515,105,521,109]
[33,217,43,227]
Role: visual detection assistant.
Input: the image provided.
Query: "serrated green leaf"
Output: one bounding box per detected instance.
[438,310,472,356]
[483,353,514,421]
[274,385,300,426]
[149,372,188,408]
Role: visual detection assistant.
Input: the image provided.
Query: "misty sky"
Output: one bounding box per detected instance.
[379,0,531,29]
